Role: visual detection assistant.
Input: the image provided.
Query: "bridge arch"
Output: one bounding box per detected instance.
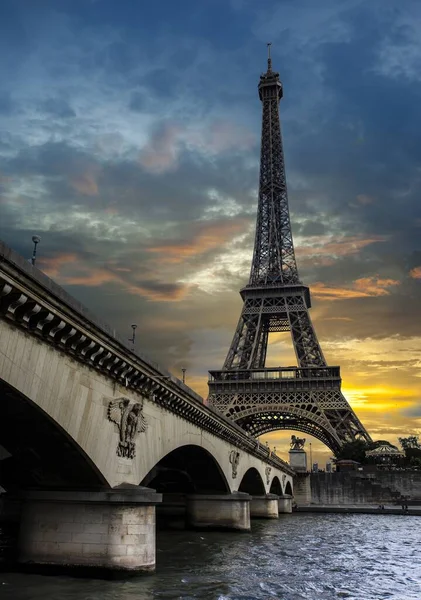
[226,406,341,454]
[0,379,107,490]
[238,467,265,495]
[284,480,293,496]
[269,475,282,495]
[141,444,230,494]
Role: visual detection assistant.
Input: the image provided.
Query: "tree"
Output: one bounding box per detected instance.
[398,436,421,466]
[335,440,371,463]
[398,436,420,451]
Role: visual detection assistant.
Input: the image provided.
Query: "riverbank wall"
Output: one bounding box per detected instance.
[295,505,421,515]
[294,471,421,506]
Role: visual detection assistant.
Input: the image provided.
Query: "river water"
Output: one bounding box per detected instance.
[1,513,420,600]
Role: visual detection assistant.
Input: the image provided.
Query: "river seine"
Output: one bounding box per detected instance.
[1,513,420,600]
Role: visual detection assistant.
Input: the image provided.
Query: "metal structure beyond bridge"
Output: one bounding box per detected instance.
[208,48,371,454]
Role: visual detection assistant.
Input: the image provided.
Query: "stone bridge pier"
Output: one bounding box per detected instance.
[0,241,294,574]
[14,474,294,575]
[11,442,294,574]
[13,471,293,575]
[6,453,294,574]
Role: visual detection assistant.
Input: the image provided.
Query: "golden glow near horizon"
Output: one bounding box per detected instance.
[186,325,421,466]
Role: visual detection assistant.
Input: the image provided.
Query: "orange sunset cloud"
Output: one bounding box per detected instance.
[40,253,190,302]
[297,234,386,257]
[410,266,421,279]
[69,166,100,196]
[312,276,399,300]
[147,218,250,264]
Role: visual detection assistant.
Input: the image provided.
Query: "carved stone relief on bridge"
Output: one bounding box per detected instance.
[229,450,240,479]
[107,397,148,459]
[265,466,271,485]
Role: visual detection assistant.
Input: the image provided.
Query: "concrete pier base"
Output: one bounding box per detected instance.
[278,494,293,514]
[250,494,279,519]
[289,449,307,473]
[186,493,251,531]
[294,474,311,505]
[18,486,162,573]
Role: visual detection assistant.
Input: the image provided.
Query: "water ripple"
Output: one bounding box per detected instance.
[2,514,421,600]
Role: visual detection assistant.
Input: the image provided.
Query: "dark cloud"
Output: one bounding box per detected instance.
[296,220,327,237]
[41,98,76,118]
[140,69,181,101]
[129,92,147,113]
[6,142,90,179]
[402,405,421,418]
[314,292,421,341]
[3,136,257,221]
[0,93,15,115]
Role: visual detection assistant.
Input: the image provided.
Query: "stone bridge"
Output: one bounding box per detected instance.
[0,241,294,573]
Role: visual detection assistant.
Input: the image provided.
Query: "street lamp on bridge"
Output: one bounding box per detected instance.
[128,324,137,351]
[30,235,41,266]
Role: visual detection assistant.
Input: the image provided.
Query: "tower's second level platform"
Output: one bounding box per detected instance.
[209,366,342,394]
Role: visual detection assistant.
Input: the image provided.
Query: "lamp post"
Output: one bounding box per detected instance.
[31,235,41,266]
[309,442,313,472]
[181,368,186,384]
[128,324,137,351]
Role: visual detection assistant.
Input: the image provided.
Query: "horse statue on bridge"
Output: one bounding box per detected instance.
[290,435,306,450]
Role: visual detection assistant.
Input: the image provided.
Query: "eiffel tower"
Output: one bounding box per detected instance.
[208,45,371,455]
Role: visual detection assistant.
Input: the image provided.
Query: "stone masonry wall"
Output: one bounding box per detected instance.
[19,500,156,571]
[305,472,421,505]
[308,473,396,505]
[372,472,421,500]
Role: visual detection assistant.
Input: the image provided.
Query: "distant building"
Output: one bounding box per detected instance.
[335,459,360,472]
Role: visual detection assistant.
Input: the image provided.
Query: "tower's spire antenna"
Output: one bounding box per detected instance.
[267,42,272,72]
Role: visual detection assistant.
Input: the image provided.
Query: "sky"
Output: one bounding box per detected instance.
[1,0,421,466]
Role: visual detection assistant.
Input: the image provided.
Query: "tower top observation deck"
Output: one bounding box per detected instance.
[258,42,283,101]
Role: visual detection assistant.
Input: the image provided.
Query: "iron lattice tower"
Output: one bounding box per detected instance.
[208,46,371,455]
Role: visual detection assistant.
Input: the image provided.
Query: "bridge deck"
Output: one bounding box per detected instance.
[0,241,293,475]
